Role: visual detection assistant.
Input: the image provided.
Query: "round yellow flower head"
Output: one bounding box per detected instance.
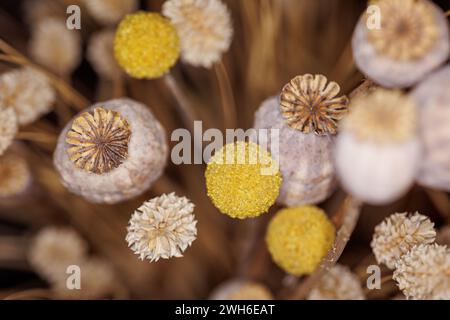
[266,206,335,276]
[205,141,281,219]
[114,11,180,79]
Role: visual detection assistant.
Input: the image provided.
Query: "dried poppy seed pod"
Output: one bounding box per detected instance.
[352,0,449,88]
[254,96,337,206]
[0,151,32,199]
[411,66,450,191]
[54,98,168,204]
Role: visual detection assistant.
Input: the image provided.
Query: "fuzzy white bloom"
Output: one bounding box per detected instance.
[393,244,450,300]
[163,0,233,68]
[87,29,122,80]
[0,67,55,125]
[126,193,197,262]
[0,152,32,198]
[29,18,81,76]
[0,107,17,156]
[308,264,365,300]
[28,227,88,283]
[82,0,138,25]
[371,212,436,269]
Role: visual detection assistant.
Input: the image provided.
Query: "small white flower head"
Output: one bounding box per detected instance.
[308,264,365,300]
[87,29,122,80]
[0,152,32,198]
[29,18,81,76]
[0,107,17,156]
[371,212,436,269]
[82,0,138,25]
[28,227,88,283]
[162,0,233,68]
[0,67,55,126]
[126,193,197,262]
[393,244,450,300]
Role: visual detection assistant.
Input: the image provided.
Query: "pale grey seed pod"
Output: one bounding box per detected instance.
[411,65,450,191]
[352,0,449,88]
[54,98,168,204]
[253,96,336,206]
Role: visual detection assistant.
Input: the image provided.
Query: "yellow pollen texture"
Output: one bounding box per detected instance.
[205,141,281,219]
[266,206,336,276]
[114,11,180,79]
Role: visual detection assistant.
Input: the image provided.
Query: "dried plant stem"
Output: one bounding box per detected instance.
[164,74,197,133]
[0,39,89,110]
[16,132,57,145]
[424,188,450,223]
[287,196,362,299]
[214,60,237,129]
[3,289,54,300]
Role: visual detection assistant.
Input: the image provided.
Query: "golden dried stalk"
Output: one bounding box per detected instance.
[66,108,131,174]
[280,74,348,135]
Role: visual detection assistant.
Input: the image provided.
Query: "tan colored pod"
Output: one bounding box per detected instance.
[411,65,450,191]
[54,98,168,204]
[253,96,336,206]
[352,0,449,88]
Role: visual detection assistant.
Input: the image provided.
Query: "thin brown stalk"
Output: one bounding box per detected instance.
[424,188,450,223]
[214,60,237,129]
[287,196,362,299]
[4,289,54,300]
[16,132,57,145]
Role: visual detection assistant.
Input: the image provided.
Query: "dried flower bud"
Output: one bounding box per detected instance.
[0,152,32,198]
[308,264,365,300]
[29,18,81,76]
[411,66,450,191]
[371,212,436,269]
[352,0,449,88]
[0,107,17,156]
[335,89,421,204]
[253,96,336,206]
[114,12,180,79]
[87,29,123,80]
[210,279,273,300]
[280,74,348,135]
[0,67,55,125]
[162,0,233,68]
[82,0,138,25]
[393,244,450,300]
[54,257,116,299]
[205,141,281,219]
[28,227,88,283]
[266,206,335,276]
[126,193,197,262]
[54,98,168,204]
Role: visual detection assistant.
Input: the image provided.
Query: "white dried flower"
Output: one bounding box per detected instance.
[82,0,138,25]
[162,0,233,68]
[0,107,17,156]
[29,18,81,76]
[54,98,168,204]
[335,89,421,204]
[54,257,116,299]
[371,212,436,269]
[411,65,450,192]
[28,227,88,283]
[393,244,450,300]
[87,29,122,80]
[253,96,336,206]
[308,264,365,300]
[126,193,197,262]
[0,67,55,125]
[209,279,273,300]
[0,152,32,198]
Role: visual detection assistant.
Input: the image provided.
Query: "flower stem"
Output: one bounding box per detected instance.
[214,60,238,129]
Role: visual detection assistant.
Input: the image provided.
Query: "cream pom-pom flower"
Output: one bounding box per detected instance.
[393,244,450,300]
[0,152,32,199]
[308,264,365,300]
[82,0,138,25]
[0,107,17,156]
[162,0,233,68]
[371,212,436,269]
[29,18,81,76]
[126,193,197,262]
[0,67,55,125]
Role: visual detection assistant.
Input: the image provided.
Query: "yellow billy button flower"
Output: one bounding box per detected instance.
[266,206,335,276]
[114,11,180,79]
[205,141,281,219]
